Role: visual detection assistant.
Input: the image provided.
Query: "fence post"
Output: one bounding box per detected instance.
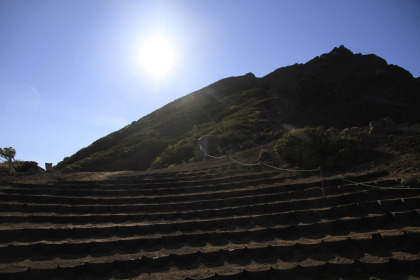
[319,167,325,197]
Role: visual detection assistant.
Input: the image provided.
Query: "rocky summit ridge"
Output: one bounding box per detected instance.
[56,46,420,171]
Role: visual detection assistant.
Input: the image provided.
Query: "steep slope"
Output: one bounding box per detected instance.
[56,46,420,171]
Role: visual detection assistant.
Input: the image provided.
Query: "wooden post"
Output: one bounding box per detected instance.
[320,168,325,197]
[8,156,12,175]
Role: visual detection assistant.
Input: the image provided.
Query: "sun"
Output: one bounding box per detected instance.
[139,37,176,78]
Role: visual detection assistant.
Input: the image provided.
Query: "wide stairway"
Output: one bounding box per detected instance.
[0,162,419,279]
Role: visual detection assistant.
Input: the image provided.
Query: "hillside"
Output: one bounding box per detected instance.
[55,46,420,171]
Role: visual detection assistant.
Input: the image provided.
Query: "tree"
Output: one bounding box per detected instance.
[0,147,16,175]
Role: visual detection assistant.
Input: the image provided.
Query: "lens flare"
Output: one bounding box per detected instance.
[140,37,175,78]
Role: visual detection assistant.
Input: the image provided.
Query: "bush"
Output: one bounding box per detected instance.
[274,127,362,169]
[0,160,25,170]
[151,139,196,169]
[259,150,271,161]
[218,129,252,149]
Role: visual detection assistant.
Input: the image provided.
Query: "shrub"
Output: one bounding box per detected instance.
[274,127,362,169]
[218,129,252,149]
[0,160,25,170]
[259,150,271,161]
[151,139,196,169]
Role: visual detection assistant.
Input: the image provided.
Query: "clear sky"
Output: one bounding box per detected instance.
[1,0,419,167]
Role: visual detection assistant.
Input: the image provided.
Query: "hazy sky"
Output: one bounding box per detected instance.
[1,0,419,167]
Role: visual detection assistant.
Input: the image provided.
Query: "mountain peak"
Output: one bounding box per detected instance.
[327,45,354,57]
[306,45,355,64]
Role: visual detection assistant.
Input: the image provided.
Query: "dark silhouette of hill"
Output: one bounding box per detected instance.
[56,46,420,171]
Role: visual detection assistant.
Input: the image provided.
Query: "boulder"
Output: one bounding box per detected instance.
[369,117,397,135]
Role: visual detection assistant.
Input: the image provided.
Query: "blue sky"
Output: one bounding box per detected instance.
[1,0,419,167]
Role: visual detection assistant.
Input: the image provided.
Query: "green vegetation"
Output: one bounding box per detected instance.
[56,73,285,171]
[0,147,17,175]
[274,127,362,169]
[0,160,25,175]
[151,138,196,169]
[0,147,16,161]
[55,47,420,171]
[259,150,271,161]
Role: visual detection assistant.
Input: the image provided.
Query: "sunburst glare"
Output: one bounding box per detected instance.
[139,37,176,79]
